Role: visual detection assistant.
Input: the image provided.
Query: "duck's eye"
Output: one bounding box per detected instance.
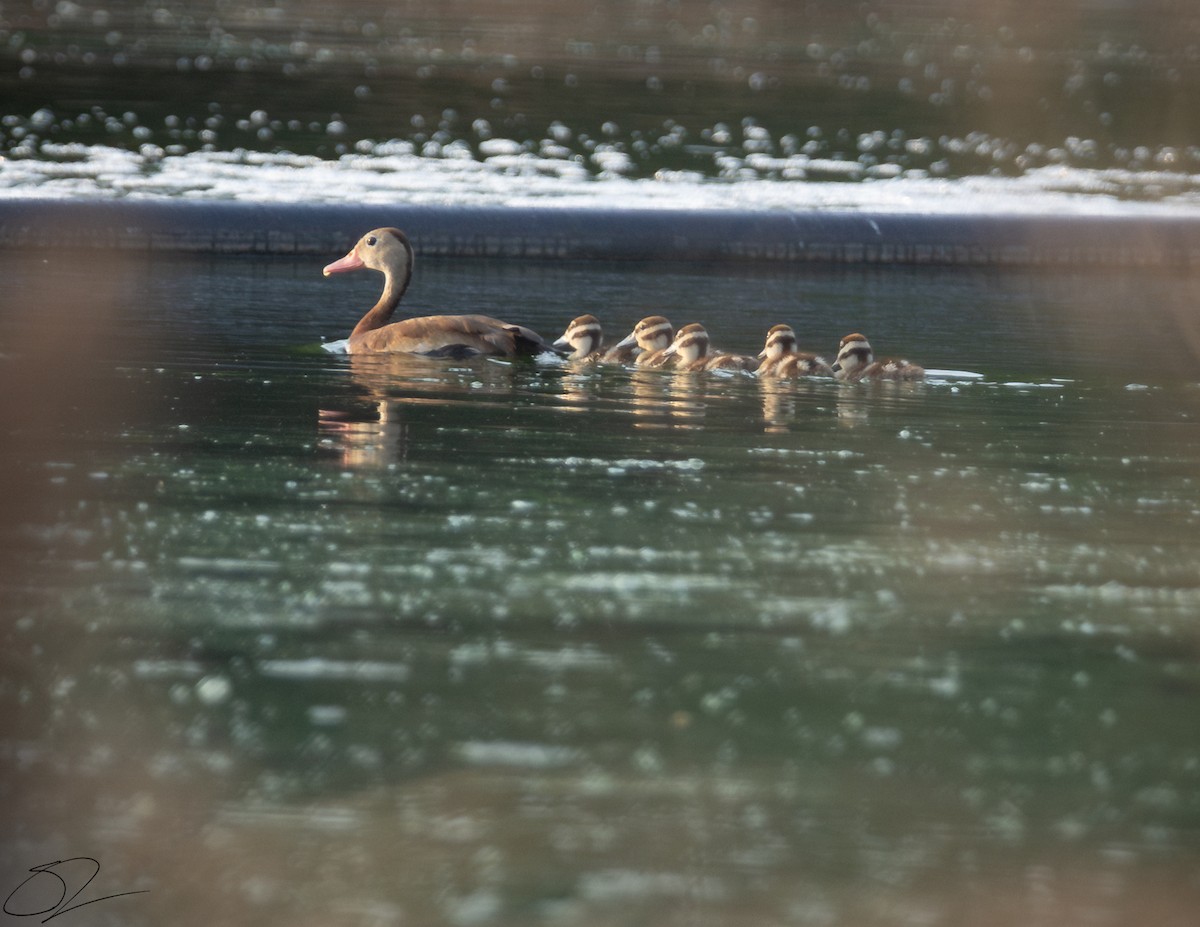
[366,236,378,246]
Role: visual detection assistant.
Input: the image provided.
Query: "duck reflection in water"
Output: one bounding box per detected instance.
[318,353,524,469]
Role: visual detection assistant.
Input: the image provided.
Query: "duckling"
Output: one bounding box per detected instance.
[662,323,756,372]
[553,314,604,359]
[831,333,925,382]
[755,324,834,378]
[610,315,675,367]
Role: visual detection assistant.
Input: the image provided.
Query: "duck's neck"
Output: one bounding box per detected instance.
[350,263,412,339]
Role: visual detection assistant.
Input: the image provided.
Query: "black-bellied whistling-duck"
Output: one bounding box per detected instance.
[324,228,562,357]
[662,323,756,372]
[610,315,675,367]
[755,324,834,377]
[553,314,604,359]
[831,333,925,382]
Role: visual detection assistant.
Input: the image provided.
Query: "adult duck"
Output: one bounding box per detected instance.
[324,228,563,357]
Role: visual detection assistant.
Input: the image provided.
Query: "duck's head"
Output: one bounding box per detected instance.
[759,324,798,360]
[615,315,673,352]
[663,323,709,364]
[553,314,603,357]
[324,227,413,280]
[831,332,874,378]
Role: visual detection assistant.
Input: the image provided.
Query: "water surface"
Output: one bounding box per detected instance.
[6,1,1200,213]
[2,248,1199,925]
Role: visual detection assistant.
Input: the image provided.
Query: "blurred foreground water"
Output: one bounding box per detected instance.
[2,244,1199,926]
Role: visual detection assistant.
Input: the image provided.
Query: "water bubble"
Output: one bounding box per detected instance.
[196,675,232,705]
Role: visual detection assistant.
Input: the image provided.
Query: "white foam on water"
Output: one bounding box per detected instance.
[4,144,1200,216]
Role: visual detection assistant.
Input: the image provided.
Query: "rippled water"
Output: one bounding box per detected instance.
[3,246,1200,925]
[5,1,1200,212]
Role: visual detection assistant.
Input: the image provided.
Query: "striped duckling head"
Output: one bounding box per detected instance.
[615,315,674,353]
[759,324,799,361]
[553,314,603,357]
[831,332,874,380]
[663,323,710,365]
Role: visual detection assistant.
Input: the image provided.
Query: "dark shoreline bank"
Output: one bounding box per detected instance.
[3,198,1199,268]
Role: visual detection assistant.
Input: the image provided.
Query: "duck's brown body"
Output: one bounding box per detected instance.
[325,228,561,358]
[349,313,556,357]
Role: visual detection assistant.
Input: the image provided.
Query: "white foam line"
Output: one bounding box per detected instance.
[4,146,1200,216]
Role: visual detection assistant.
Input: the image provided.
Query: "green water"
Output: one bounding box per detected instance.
[6,0,1200,180]
[2,249,1200,925]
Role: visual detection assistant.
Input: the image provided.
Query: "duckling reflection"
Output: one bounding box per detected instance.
[758,377,798,433]
[627,366,706,429]
[555,363,607,412]
[757,369,840,433]
[835,388,873,427]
